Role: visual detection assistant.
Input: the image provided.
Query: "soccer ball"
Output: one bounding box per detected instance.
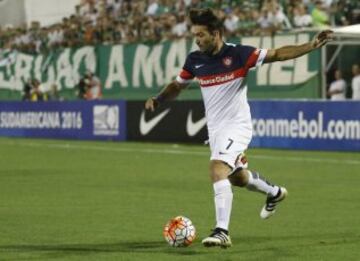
[163,216,196,247]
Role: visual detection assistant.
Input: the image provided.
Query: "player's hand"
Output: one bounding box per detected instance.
[311,30,333,49]
[145,97,159,112]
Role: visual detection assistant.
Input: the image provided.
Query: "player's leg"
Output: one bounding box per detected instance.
[202,160,233,248]
[202,128,247,248]
[228,166,279,195]
[228,167,287,219]
[212,128,288,220]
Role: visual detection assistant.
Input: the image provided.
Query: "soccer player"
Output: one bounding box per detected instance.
[145,8,333,248]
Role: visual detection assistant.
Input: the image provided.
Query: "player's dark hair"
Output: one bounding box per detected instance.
[189,8,223,35]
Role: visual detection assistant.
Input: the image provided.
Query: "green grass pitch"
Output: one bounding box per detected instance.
[0,137,359,260]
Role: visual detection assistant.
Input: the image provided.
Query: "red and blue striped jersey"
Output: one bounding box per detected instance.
[176,42,267,135]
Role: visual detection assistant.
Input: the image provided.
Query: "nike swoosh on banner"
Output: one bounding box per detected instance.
[140,109,170,135]
[186,111,207,137]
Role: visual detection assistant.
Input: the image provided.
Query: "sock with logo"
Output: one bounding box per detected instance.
[246,171,279,197]
[213,179,233,231]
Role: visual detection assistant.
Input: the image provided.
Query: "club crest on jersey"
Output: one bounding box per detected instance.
[222,57,232,67]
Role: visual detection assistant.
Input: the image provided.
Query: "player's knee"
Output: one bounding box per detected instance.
[210,160,231,183]
[228,168,249,187]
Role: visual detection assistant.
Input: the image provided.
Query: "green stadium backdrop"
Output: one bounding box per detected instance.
[0,32,358,100]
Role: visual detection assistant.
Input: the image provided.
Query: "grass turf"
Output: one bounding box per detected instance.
[0,137,359,260]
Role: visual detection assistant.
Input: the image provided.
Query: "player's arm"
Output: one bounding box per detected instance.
[145,81,189,112]
[264,30,333,63]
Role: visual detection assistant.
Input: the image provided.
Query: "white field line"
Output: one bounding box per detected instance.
[3,140,360,166]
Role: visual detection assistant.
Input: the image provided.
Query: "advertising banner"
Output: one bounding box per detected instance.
[0,100,126,141]
[127,100,360,152]
[250,100,360,151]
[1,100,358,151]
[0,32,321,100]
[127,101,207,142]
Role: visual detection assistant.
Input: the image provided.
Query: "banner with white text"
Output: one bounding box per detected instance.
[126,100,360,152]
[0,32,321,100]
[250,101,360,151]
[0,101,126,140]
[1,100,358,151]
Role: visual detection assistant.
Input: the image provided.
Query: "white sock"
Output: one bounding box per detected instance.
[246,171,279,197]
[213,179,233,231]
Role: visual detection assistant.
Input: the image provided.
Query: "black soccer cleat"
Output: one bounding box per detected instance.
[202,227,232,248]
[260,187,288,219]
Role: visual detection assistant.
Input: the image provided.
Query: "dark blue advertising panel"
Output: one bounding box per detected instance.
[0,100,359,151]
[0,101,126,141]
[126,100,359,152]
[250,101,360,151]
[126,101,207,142]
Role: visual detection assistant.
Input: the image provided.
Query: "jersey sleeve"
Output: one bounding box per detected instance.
[238,45,268,69]
[176,55,195,84]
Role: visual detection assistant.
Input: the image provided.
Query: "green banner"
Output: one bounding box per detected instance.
[0,32,321,100]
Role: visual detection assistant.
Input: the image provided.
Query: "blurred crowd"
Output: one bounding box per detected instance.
[0,0,359,54]
[327,64,360,100]
[22,79,63,101]
[1,0,359,101]
[21,71,102,101]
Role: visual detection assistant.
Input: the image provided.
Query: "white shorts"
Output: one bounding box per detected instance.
[209,127,252,169]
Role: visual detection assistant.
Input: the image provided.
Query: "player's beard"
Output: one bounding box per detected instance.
[202,42,217,56]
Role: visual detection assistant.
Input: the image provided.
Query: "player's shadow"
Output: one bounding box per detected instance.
[0,241,201,260]
[231,233,360,254]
